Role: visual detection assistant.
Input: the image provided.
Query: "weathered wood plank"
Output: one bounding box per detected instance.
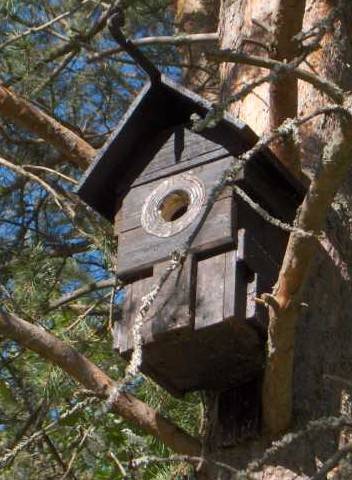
[216,378,262,446]
[138,319,264,394]
[233,260,249,324]
[223,249,239,321]
[117,195,235,276]
[237,228,278,282]
[238,154,302,223]
[148,257,193,337]
[135,126,228,184]
[246,273,258,322]
[112,288,132,353]
[121,156,234,233]
[132,149,230,188]
[236,194,288,266]
[114,273,155,354]
[194,252,226,330]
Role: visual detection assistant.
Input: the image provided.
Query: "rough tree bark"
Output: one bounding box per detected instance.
[178,0,352,478]
[173,0,221,100]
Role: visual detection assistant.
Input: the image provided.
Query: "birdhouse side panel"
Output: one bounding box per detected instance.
[236,192,289,267]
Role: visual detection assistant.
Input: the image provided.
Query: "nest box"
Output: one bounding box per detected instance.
[77,76,303,396]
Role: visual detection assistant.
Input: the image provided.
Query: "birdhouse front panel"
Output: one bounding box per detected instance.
[77,77,304,396]
[116,141,236,275]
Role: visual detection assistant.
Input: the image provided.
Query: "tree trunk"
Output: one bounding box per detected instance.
[173,0,220,100]
[177,0,352,478]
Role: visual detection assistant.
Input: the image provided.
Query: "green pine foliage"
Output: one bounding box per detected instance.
[0,1,202,478]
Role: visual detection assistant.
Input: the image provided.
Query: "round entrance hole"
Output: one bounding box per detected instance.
[141,174,205,237]
[158,190,190,222]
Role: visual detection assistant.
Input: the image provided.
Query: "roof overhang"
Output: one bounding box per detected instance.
[77,76,304,222]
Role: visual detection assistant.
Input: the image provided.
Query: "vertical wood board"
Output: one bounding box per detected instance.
[194,252,227,330]
[148,258,193,338]
[115,273,154,354]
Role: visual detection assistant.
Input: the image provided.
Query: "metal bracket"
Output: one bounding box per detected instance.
[107,8,161,84]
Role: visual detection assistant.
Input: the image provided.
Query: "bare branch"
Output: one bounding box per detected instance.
[209,50,344,103]
[48,278,121,311]
[61,427,92,480]
[108,452,127,477]
[23,165,78,185]
[263,102,352,435]
[0,397,95,469]
[0,0,92,52]
[41,0,123,66]
[0,155,101,249]
[88,33,219,63]
[0,155,72,215]
[32,50,77,97]
[0,309,201,456]
[232,185,311,237]
[130,454,239,477]
[0,85,95,168]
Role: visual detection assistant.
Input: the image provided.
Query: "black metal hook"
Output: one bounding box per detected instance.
[107,9,161,84]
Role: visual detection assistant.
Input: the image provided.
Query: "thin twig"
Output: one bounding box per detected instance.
[89,33,219,63]
[0,155,73,216]
[23,165,78,185]
[232,185,312,237]
[32,50,77,96]
[0,398,97,469]
[108,451,127,478]
[324,374,352,389]
[48,278,122,311]
[61,427,93,480]
[247,416,352,474]
[0,0,91,52]
[209,50,344,103]
[65,292,110,332]
[131,454,239,476]
[310,442,352,480]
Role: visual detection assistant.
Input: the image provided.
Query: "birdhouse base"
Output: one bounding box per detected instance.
[114,315,264,396]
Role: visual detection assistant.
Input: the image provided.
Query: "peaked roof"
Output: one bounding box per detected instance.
[77,75,304,221]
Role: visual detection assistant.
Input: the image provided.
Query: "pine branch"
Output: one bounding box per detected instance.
[88,33,219,63]
[0,85,96,168]
[0,0,92,52]
[209,49,344,103]
[48,278,119,311]
[0,309,201,456]
[262,97,352,435]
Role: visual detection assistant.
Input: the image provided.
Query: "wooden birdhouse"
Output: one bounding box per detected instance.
[77,76,303,397]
